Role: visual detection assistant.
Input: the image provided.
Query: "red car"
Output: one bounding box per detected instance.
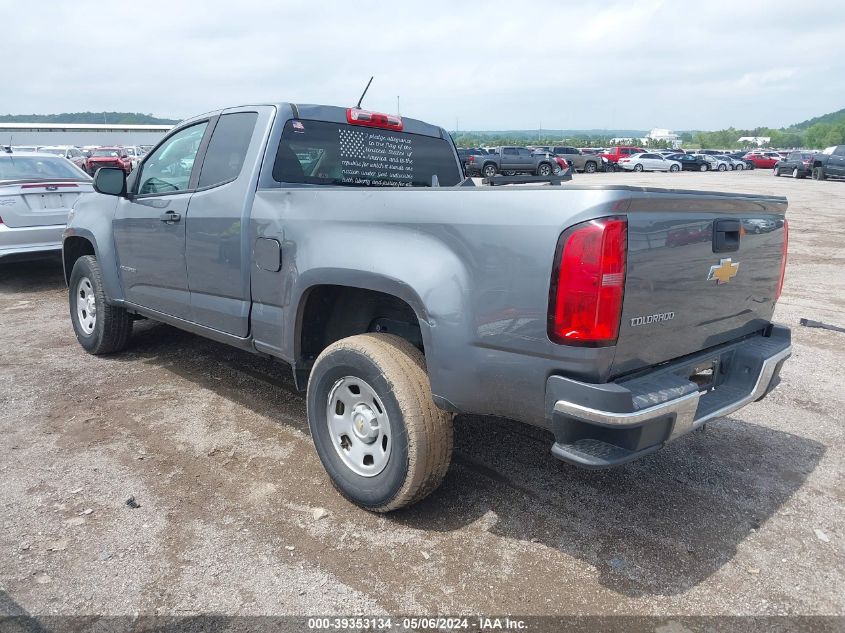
[86,147,133,175]
[599,146,646,164]
[744,153,779,169]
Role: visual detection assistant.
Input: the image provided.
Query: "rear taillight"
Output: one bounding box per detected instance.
[548,216,627,346]
[468,155,475,163]
[346,108,403,131]
[775,219,788,302]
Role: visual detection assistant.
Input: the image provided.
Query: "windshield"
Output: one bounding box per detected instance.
[92,149,120,157]
[273,119,461,187]
[0,155,88,181]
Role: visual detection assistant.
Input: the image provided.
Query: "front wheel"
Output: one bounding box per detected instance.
[718,164,727,171]
[699,164,707,172]
[307,333,453,512]
[633,163,644,172]
[737,163,745,170]
[774,167,780,176]
[669,164,680,172]
[812,166,825,180]
[69,255,132,354]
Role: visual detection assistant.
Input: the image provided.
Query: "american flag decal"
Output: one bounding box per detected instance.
[339,129,366,157]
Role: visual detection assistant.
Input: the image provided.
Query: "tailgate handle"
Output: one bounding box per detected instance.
[713,218,740,253]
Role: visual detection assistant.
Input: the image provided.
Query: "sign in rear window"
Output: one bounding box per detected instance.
[273,119,461,187]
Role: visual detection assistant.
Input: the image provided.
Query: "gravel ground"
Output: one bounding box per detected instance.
[0,169,842,620]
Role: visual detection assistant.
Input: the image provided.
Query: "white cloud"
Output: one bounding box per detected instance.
[1,0,843,131]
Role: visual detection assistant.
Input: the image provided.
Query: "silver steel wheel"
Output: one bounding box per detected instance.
[327,376,391,477]
[76,277,97,335]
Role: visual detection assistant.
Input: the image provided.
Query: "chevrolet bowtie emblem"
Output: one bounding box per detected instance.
[707,258,740,284]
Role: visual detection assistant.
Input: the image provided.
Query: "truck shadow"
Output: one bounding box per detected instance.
[120,321,823,599]
[396,415,824,598]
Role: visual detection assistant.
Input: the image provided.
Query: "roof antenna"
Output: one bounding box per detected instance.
[355,76,374,109]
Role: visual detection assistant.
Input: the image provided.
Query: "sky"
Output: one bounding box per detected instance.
[2,0,844,132]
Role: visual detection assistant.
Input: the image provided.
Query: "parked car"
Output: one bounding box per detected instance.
[122,146,145,169]
[744,153,780,169]
[0,152,93,260]
[465,146,556,178]
[693,153,730,171]
[11,145,39,153]
[599,146,646,166]
[665,153,710,171]
[63,101,791,511]
[85,147,133,175]
[531,150,570,174]
[717,155,747,170]
[617,153,681,172]
[774,151,817,178]
[810,145,845,180]
[534,146,600,173]
[36,145,88,170]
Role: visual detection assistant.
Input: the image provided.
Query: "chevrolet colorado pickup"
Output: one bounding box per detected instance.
[63,103,792,512]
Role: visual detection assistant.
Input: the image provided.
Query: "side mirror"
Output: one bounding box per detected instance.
[93,167,127,197]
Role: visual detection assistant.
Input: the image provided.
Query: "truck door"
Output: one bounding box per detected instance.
[501,147,519,170]
[185,109,268,337]
[831,146,845,177]
[516,147,534,171]
[113,121,210,319]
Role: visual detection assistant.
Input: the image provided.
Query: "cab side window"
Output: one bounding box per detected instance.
[137,122,208,195]
[198,112,258,189]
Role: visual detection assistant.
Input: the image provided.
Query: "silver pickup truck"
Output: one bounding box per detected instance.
[62,103,791,512]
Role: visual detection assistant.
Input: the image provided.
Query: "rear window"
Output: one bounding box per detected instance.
[273,120,461,187]
[0,156,87,181]
[92,149,120,157]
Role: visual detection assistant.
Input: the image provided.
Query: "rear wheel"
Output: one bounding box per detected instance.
[736,163,745,170]
[69,255,132,354]
[307,333,453,512]
[633,163,644,172]
[718,163,727,171]
[699,164,707,172]
[792,168,800,179]
[537,163,552,177]
[584,161,597,173]
[774,167,780,176]
[482,163,497,178]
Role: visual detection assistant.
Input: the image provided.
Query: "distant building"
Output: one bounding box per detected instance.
[647,128,682,148]
[0,122,173,147]
[738,136,771,147]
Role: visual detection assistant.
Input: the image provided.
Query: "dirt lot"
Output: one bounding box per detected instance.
[0,170,843,619]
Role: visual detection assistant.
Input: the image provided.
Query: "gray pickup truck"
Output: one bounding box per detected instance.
[811,145,845,180]
[63,102,792,512]
[464,145,556,178]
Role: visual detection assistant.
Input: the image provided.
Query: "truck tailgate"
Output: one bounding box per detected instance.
[610,193,787,378]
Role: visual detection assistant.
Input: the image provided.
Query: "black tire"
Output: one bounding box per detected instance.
[584,161,597,173]
[774,167,780,176]
[737,163,745,171]
[537,162,552,177]
[812,167,825,180]
[669,164,680,172]
[633,163,644,172]
[699,164,707,172]
[482,163,497,178]
[307,333,453,512]
[69,255,132,354]
[718,164,727,172]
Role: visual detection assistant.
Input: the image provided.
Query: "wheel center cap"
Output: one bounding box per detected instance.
[351,404,379,443]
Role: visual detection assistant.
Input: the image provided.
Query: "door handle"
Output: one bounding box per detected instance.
[159,212,181,223]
